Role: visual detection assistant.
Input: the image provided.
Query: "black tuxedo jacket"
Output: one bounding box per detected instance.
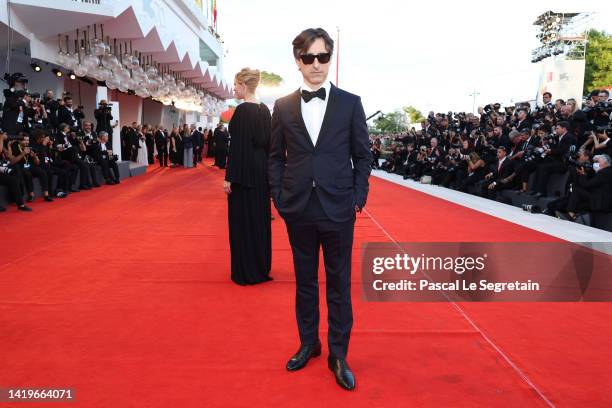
[549,132,577,160]
[578,166,612,211]
[269,84,372,223]
[491,157,514,181]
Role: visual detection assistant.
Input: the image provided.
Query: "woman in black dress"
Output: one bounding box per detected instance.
[224,68,272,285]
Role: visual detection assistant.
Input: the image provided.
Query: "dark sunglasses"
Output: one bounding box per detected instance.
[299,53,331,65]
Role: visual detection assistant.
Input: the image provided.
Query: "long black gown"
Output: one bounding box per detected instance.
[226,102,272,285]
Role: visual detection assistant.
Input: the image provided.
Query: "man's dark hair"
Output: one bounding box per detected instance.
[543,92,552,98]
[555,99,565,105]
[63,96,72,102]
[292,28,334,59]
[600,90,610,97]
[557,121,570,130]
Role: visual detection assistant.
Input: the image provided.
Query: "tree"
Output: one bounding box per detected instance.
[584,29,612,94]
[402,105,425,124]
[260,71,283,87]
[373,111,406,133]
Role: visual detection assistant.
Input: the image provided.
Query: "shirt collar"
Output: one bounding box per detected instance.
[300,80,332,95]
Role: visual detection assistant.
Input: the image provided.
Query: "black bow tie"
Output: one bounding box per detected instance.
[301,87,326,103]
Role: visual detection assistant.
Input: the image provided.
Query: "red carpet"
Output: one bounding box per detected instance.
[1,160,610,407]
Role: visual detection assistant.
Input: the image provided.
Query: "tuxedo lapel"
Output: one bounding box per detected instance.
[315,84,338,149]
[290,89,314,149]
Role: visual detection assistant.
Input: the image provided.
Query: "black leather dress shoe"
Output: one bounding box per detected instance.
[328,357,355,390]
[286,342,321,371]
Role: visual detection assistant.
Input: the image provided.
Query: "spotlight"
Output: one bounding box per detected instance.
[52,68,63,77]
[69,72,76,80]
[30,62,41,72]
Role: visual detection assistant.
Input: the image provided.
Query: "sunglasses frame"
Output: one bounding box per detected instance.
[298,53,332,65]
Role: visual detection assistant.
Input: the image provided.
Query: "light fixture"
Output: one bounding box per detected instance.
[30,62,41,72]
[52,68,63,77]
[69,72,76,80]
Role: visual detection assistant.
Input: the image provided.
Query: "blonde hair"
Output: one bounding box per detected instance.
[235,67,261,93]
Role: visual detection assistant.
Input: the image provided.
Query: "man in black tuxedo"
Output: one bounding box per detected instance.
[154,125,169,167]
[532,121,576,197]
[269,28,371,391]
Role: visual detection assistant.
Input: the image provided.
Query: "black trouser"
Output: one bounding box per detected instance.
[482,180,515,200]
[0,171,24,206]
[46,165,69,194]
[284,189,355,359]
[57,160,79,189]
[147,141,155,165]
[215,148,227,169]
[567,186,591,213]
[458,172,483,192]
[156,145,168,167]
[194,146,202,163]
[23,165,49,194]
[516,160,538,185]
[99,159,120,181]
[534,160,566,195]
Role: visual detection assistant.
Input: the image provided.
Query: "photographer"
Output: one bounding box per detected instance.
[54,123,94,191]
[581,128,611,157]
[94,100,118,138]
[532,121,576,197]
[0,131,32,212]
[371,137,382,169]
[7,132,53,203]
[57,96,84,132]
[30,129,68,198]
[543,149,593,217]
[457,151,486,193]
[558,154,612,221]
[26,92,49,131]
[42,90,60,131]
[514,126,546,193]
[91,131,120,185]
[2,73,29,135]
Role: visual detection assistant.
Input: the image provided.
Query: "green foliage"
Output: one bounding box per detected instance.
[373,111,406,133]
[402,105,425,123]
[584,29,612,94]
[260,71,283,87]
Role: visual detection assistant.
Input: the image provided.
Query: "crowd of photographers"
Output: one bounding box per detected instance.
[0,72,221,214]
[372,89,612,223]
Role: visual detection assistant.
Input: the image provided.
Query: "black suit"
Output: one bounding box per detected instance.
[269,84,371,359]
[57,106,84,131]
[534,132,576,195]
[155,130,169,167]
[568,166,612,213]
[482,156,515,199]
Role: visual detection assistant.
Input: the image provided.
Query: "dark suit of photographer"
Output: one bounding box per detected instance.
[2,89,29,135]
[567,156,612,215]
[54,125,94,190]
[533,122,576,196]
[57,97,84,132]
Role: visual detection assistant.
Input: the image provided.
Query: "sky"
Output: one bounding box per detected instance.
[217,0,612,117]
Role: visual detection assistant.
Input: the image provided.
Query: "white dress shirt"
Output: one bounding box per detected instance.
[300,80,332,147]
